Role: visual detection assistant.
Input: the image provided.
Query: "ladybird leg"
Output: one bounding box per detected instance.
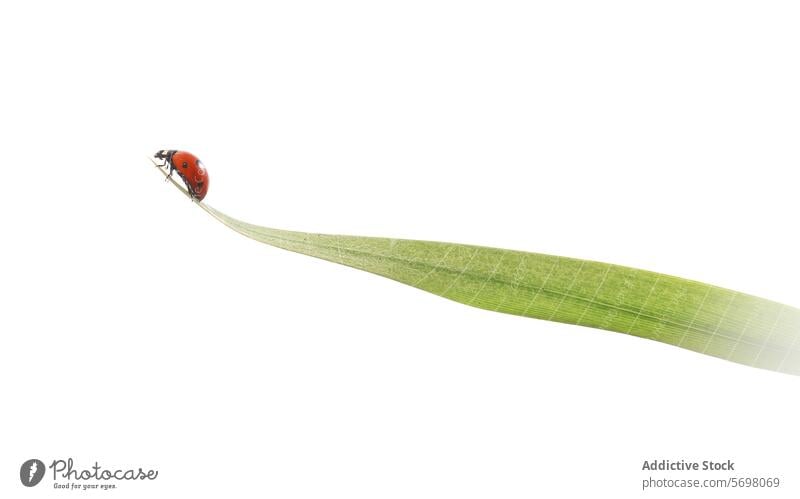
[148,156,168,169]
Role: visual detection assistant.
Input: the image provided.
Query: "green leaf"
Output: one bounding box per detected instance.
[161,169,800,375]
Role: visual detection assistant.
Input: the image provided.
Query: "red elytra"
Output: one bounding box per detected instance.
[154,150,210,201]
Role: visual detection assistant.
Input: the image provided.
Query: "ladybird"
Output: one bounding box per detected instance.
[153,150,210,201]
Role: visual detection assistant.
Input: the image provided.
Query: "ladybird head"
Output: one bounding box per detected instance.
[153,149,176,161]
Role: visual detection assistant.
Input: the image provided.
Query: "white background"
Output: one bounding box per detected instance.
[1,1,799,497]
